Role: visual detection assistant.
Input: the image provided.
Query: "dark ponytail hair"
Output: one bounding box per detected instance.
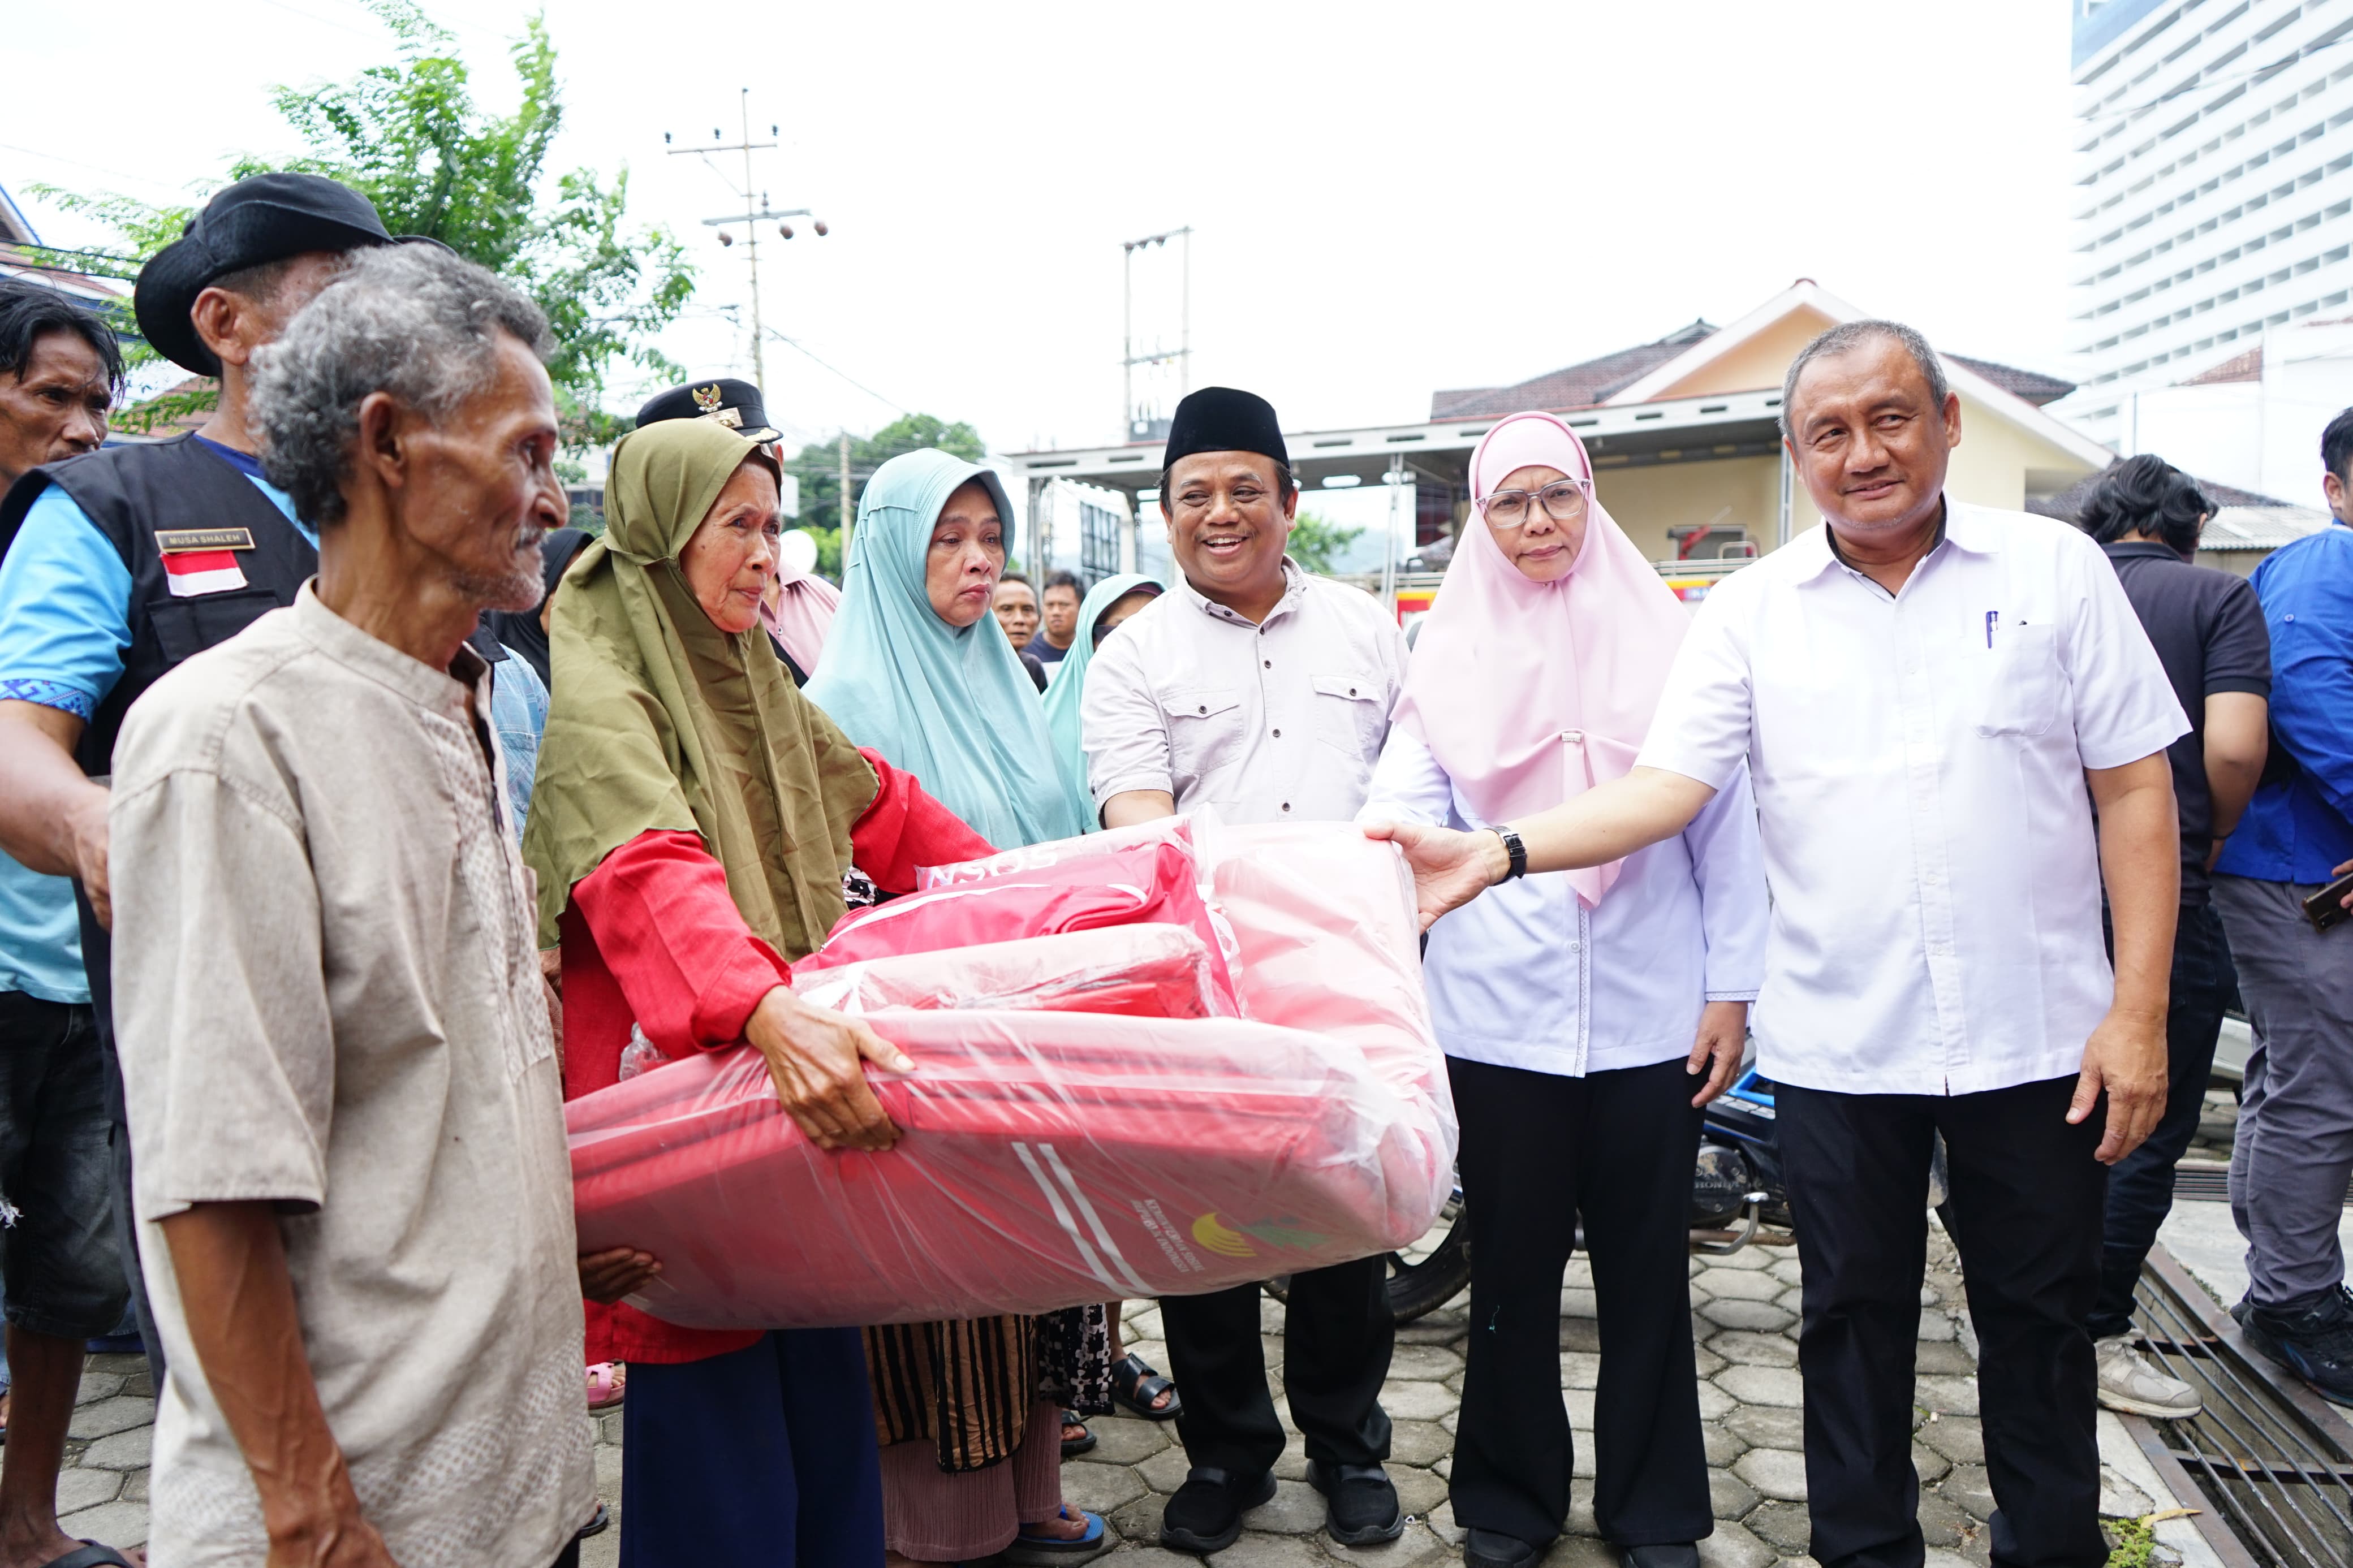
[2076,455,2211,556]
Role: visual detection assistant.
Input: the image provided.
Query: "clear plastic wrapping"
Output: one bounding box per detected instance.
[793,923,1228,1021]
[566,821,1456,1328]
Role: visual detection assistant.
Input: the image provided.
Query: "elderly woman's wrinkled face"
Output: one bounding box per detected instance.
[680,459,783,635]
[926,480,1006,628]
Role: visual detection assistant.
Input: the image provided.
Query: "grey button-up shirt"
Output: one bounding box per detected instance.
[1083,561,1406,824]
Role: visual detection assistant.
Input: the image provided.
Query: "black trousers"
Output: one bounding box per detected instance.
[1779,1076,2108,1568]
[1448,1055,1711,1549]
[2091,902,2235,1339]
[1159,1252,1394,1479]
[76,885,166,1397]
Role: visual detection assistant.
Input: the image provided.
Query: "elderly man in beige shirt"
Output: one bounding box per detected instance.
[1081,387,1407,1559]
[108,245,653,1568]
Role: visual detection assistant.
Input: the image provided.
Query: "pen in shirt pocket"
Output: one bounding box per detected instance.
[1985,610,1998,648]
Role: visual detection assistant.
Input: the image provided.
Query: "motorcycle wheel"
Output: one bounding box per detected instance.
[1263,1191,1471,1325]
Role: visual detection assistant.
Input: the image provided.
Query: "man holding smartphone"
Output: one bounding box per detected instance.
[2210,408,2353,1406]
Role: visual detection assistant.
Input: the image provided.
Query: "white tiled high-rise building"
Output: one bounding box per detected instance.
[2061,0,2353,448]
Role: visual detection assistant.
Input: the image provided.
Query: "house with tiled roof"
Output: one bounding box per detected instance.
[1001,280,2115,593]
[1414,280,2110,564]
[1435,322,2080,424]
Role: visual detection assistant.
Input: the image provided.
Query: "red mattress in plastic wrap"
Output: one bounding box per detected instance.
[793,923,1229,1021]
[566,820,1455,1329]
[799,818,1239,1014]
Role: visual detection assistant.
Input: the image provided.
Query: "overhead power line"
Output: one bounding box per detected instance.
[763,329,911,417]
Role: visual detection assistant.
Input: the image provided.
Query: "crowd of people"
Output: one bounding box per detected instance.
[0,169,2344,1568]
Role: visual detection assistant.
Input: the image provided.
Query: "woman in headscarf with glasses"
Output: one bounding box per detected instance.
[1359,412,1769,1568]
[804,448,1112,1567]
[523,418,1002,1567]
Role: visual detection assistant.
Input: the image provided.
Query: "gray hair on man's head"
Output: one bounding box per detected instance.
[252,243,553,528]
[1778,319,1950,440]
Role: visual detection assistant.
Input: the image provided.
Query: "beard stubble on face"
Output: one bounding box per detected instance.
[450,522,549,614]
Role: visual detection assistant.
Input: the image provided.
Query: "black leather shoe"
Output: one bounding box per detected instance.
[1306,1459,1404,1545]
[1466,1527,1542,1568]
[2236,1286,2353,1406]
[1622,1545,1702,1568]
[1159,1465,1275,1556]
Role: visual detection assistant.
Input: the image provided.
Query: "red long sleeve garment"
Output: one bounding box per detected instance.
[562,748,993,1364]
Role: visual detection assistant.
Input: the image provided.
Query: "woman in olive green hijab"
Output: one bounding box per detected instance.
[524,416,1002,1565]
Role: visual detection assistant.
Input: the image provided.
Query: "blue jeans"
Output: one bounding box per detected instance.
[2088,901,2236,1340]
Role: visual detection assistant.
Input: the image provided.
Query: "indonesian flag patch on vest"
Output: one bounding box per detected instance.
[160,550,248,597]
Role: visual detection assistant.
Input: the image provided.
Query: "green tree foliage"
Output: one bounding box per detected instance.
[36,0,692,443]
[782,413,988,580]
[1286,511,1366,576]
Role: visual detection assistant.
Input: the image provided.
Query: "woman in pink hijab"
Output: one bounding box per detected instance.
[1360,412,1769,1568]
[759,526,843,680]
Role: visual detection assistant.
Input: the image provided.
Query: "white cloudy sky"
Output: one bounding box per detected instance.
[10,0,2082,469]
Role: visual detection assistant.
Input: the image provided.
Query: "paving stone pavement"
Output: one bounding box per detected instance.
[44,1227,2180,1566]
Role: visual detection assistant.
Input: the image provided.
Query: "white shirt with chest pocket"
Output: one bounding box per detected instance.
[1083,561,1406,826]
[1635,502,2188,1098]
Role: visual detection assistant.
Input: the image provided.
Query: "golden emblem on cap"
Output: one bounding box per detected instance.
[691,383,745,428]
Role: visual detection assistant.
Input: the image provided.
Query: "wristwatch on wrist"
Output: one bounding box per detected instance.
[1493,827,1528,883]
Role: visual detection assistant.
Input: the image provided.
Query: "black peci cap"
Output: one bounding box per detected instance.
[635,377,781,444]
[133,172,401,377]
[1161,386,1288,472]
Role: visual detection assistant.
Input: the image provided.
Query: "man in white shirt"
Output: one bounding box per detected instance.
[1371,323,2185,1568]
[1085,386,1408,1556]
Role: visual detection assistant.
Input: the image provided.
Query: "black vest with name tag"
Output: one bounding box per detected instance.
[0,435,316,775]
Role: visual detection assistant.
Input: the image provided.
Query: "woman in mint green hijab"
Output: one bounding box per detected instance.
[803,448,1113,1563]
[804,449,1091,848]
[1041,571,1162,802]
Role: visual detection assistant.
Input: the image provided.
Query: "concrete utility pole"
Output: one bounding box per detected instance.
[1121,226,1192,440]
[668,90,828,391]
[839,431,852,557]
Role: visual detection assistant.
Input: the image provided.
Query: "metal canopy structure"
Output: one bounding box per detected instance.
[1002,385,1792,577]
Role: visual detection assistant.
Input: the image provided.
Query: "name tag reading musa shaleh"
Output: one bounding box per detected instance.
[154,528,257,554]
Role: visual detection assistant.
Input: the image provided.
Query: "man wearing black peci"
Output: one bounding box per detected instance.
[1085,386,1410,1555]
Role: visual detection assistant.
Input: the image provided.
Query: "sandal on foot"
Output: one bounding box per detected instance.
[575,1501,611,1540]
[1059,1407,1096,1458]
[1005,1505,1107,1564]
[1110,1351,1179,1421]
[586,1362,626,1413]
[41,1545,136,1568]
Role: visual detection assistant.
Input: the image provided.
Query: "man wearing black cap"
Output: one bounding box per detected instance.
[0,172,404,1411]
[1081,386,1409,1555]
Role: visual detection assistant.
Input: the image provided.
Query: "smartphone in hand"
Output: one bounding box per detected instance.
[2304,869,2353,934]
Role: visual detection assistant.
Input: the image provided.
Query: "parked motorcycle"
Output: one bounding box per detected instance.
[1268,1066,1801,1324]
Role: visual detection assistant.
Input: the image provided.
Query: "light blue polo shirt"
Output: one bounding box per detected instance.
[0,439,305,1002]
